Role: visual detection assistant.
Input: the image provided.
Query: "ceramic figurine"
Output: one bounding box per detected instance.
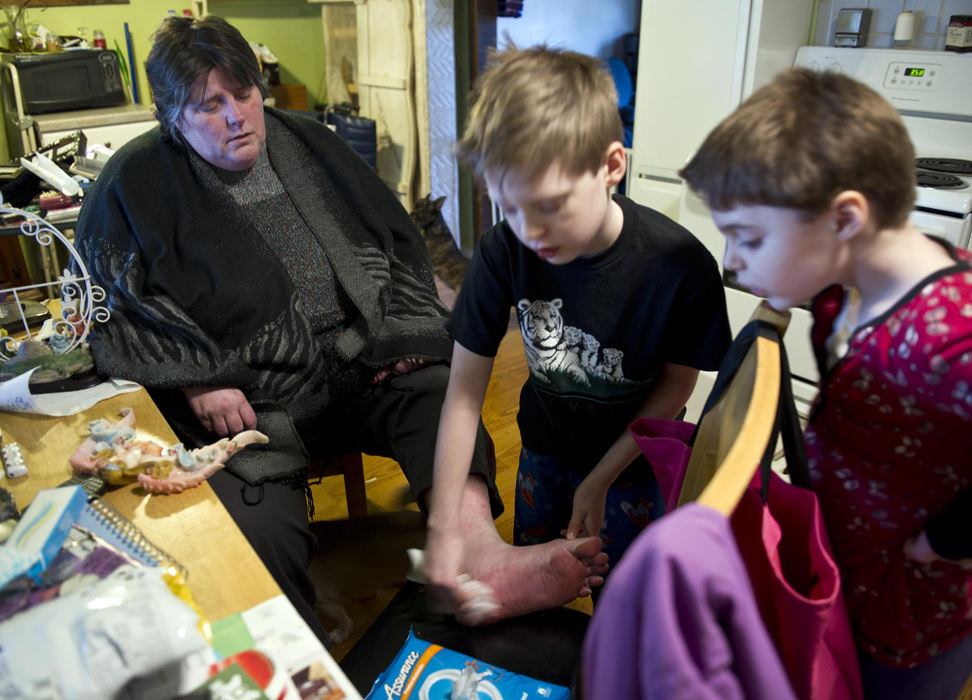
[69,407,268,493]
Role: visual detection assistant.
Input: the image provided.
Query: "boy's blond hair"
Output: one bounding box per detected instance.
[680,68,915,229]
[456,45,623,185]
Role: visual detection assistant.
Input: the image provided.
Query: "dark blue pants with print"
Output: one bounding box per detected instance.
[513,447,666,570]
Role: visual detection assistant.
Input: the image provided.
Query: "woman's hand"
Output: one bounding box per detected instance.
[373,357,427,384]
[181,386,257,437]
[564,471,610,541]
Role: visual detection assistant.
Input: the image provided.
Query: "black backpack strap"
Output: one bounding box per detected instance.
[693,319,811,500]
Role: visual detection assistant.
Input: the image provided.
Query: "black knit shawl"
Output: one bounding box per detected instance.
[74,109,451,483]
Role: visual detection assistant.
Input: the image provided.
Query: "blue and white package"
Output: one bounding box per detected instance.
[366,628,570,700]
[2,484,87,584]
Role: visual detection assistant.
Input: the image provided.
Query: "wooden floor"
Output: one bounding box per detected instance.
[307,325,593,663]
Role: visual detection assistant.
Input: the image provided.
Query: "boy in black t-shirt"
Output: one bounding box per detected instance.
[424,46,731,625]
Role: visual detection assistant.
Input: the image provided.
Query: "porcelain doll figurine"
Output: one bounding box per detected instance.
[69,407,268,493]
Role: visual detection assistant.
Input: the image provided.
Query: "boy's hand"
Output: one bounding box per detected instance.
[564,472,610,541]
[423,525,465,612]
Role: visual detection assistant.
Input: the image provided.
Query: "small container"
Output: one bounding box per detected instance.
[1,7,31,52]
[945,15,972,52]
[894,10,914,48]
[834,8,872,48]
[92,28,106,49]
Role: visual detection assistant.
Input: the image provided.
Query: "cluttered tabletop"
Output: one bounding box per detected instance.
[1,379,363,698]
[1,387,281,622]
[0,296,359,698]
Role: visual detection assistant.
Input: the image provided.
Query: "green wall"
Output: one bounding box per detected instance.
[203,0,325,105]
[1,0,325,161]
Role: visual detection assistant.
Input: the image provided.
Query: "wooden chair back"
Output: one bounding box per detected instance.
[677,302,791,516]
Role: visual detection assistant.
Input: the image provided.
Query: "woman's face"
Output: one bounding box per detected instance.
[177,66,265,171]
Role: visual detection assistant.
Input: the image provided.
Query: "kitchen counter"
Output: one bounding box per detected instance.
[31,103,156,132]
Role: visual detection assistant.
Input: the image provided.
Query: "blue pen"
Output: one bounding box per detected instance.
[124,22,139,104]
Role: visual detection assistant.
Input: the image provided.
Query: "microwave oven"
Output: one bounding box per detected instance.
[1,49,127,115]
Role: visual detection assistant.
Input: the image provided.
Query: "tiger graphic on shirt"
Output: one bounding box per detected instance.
[516,298,637,390]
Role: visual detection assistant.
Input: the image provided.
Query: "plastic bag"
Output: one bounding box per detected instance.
[0,564,210,699]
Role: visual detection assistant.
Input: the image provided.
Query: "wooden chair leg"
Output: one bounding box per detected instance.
[307,453,368,519]
[340,452,368,518]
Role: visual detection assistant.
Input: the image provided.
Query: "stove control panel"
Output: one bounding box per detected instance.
[794,47,972,118]
[884,62,941,90]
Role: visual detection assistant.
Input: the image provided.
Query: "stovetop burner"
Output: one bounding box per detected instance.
[916,170,968,189]
[915,158,972,176]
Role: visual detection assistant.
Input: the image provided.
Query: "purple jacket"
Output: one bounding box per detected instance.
[583,504,795,699]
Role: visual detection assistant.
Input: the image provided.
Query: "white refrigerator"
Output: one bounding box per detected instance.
[628,0,813,221]
[628,0,815,424]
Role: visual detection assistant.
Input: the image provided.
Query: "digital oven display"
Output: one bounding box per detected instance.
[904,67,926,77]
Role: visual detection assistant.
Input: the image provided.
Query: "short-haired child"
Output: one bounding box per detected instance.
[681,67,971,700]
[424,46,732,623]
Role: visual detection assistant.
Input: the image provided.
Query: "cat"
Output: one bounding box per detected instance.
[410,194,469,293]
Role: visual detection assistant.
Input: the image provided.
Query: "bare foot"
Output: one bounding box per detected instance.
[434,475,610,626]
[455,535,608,626]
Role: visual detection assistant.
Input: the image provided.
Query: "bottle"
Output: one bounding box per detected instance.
[945,15,972,52]
[92,28,106,49]
[894,10,914,49]
[2,7,31,52]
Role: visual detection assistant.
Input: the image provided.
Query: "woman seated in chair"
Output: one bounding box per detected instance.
[74,14,604,645]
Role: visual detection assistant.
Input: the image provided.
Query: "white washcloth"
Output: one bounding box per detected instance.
[405,548,500,622]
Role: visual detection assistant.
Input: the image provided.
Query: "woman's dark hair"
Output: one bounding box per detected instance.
[145,15,266,143]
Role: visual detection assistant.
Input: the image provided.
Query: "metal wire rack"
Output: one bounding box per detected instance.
[0,205,107,362]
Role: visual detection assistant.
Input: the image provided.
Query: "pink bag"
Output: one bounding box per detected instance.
[730,474,861,700]
[629,320,863,700]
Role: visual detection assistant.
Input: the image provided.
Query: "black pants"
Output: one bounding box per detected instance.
[208,365,501,643]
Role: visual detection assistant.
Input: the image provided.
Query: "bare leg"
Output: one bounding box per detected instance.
[451,476,608,626]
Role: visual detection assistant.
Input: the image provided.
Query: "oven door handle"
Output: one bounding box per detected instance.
[909,209,967,249]
[917,224,947,237]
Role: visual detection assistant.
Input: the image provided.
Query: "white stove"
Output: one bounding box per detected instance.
[911,157,972,249]
[914,159,972,214]
[794,46,972,249]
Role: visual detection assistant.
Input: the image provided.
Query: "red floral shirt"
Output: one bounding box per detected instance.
[806,247,972,669]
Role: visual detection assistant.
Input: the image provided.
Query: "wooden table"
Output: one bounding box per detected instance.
[0,388,281,623]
